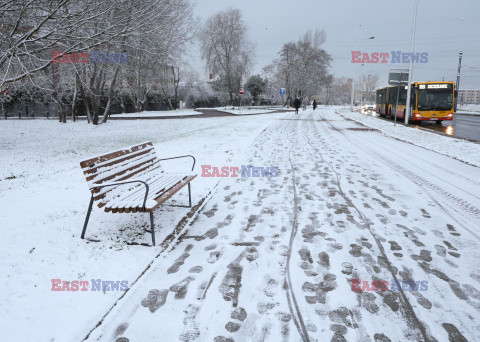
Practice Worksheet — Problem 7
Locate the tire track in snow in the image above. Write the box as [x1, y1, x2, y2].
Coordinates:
[306, 111, 430, 342]
[285, 146, 310, 342]
[331, 112, 480, 242]
[342, 121, 480, 212]
[354, 143, 480, 242]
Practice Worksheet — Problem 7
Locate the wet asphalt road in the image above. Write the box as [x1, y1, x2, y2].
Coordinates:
[420, 114, 480, 142]
[365, 111, 480, 142]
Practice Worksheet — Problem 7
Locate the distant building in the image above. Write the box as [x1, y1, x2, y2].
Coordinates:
[123, 64, 176, 92]
[459, 89, 480, 105]
[159, 65, 176, 89]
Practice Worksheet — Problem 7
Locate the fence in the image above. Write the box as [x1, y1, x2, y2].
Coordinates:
[1, 102, 61, 119]
[0, 100, 173, 119]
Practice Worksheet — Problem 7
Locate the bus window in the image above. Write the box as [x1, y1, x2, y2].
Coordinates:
[417, 84, 454, 111]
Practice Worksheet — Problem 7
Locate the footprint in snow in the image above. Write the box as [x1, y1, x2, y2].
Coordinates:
[447, 224, 461, 237]
[263, 279, 279, 298]
[141, 289, 169, 313]
[207, 251, 221, 263]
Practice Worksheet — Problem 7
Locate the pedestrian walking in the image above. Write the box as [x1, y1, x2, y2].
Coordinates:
[294, 97, 301, 114]
[313, 100, 317, 110]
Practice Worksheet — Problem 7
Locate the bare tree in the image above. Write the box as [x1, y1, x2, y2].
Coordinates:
[359, 73, 379, 102]
[329, 77, 353, 105]
[122, 0, 197, 114]
[265, 29, 332, 105]
[1, 0, 198, 124]
[0, 0, 123, 87]
[200, 8, 254, 105]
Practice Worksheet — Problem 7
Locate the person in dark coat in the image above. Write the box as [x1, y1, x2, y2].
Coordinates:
[313, 100, 317, 110]
[294, 97, 301, 114]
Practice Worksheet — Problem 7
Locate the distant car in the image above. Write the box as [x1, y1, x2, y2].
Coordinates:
[361, 103, 375, 114]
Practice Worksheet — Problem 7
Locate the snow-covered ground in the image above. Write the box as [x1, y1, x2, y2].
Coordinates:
[0, 113, 286, 341]
[198, 107, 281, 115]
[1, 106, 480, 341]
[113, 109, 203, 117]
[458, 104, 480, 114]
[339, 107, 480, 167]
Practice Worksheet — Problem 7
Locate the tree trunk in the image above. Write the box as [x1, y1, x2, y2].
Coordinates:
[71, 79, 78, 122]
[173, 66, 180, 110]
[92, 101, 99, 125]
[76, 71, 92, 123]
[101, 65, 120, 123]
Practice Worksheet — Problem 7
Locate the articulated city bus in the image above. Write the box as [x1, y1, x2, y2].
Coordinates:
[376, 86, 407, 118]
[376, 81, 455, 124]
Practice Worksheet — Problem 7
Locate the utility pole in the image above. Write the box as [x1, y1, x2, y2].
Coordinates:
[405, 0, 419, 124]
[351, 37, 375, 109]
[455, 51, 463, 112]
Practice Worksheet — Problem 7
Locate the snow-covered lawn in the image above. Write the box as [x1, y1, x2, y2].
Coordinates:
[112, 109, 203, 118]
[198, 107, 281, 115]
[458, 104, 480, 114]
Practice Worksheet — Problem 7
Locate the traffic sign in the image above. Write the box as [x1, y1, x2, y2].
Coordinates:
[279, 88, 286, 95]
[239, 88, 244, 94]
[389, 69, 409, 85]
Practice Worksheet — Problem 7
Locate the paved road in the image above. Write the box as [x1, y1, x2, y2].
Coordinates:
[85, 109, 480, 342]
[419, 114, 480, 142]
[106, 109, 294, 120]
[366, 112, 480, 142]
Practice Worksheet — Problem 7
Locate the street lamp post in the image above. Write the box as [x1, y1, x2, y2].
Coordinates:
[454, 51, 463, 112]
[405, 0, 419, 124]
[351, 36, 375, 110]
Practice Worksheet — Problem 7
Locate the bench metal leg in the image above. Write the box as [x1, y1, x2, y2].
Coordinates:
[81, 195, 94, 239]
[166, 183, 193, 208]
[149, 212, 156, 246]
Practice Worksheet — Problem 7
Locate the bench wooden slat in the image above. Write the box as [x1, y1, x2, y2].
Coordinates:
[107, 172, 176, 203]
[146, 175, 197, 212]
[115, 173, 182, 204]
[91, 161, 163, 201]
[86, 151, 158, 184]
[82, 146, 155, 175]
[105, 175, 196, 213]
[80, 141, 153, 169]
[105, 174, 194, 211]
[92, 162, 163, 201]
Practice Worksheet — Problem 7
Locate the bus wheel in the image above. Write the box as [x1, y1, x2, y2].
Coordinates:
[436, 120, 442, 124]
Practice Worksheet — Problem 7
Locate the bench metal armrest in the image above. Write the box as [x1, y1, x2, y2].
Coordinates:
[157, 155, 196, 171]
[90, 180, 150, 212]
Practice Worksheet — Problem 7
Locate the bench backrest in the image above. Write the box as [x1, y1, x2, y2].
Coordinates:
[80, 141, 162, 198]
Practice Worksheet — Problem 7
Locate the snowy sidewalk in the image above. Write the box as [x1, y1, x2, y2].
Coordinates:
[84, 108, 480, 341]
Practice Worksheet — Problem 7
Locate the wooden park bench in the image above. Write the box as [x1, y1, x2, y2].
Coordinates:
[79, 141, 196, 246]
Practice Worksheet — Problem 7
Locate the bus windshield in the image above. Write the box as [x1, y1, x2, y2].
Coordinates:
[417, 84, 454, 111]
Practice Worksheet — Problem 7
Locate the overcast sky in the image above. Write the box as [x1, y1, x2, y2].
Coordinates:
[192, 0, 480, 89]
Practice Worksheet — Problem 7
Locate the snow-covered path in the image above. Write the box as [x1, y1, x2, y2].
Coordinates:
[85, 108, 480, 342]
